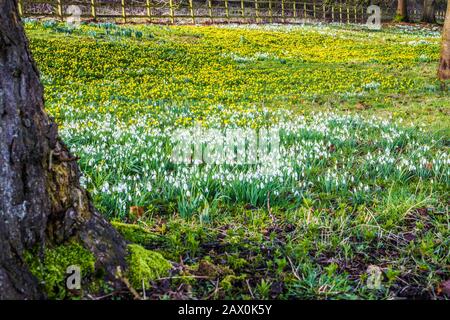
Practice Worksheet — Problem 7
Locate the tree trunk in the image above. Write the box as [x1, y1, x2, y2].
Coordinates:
[438, 1, 450, 82]
[0, 0, 127, 299]
[396, 0, 409, 22]
[422, 0, 436, 23]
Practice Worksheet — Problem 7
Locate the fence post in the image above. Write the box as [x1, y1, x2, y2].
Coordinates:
[293, 1, 297, 19]
[339, 2, 342, 23]
[269, 0, 272, 23]
[331, 4, 334, 22]
[225, 0, 230, 21]
[313, 0, 316, 19]
[91, 0, 97, 20]
[208, 0, 213, 22]
[361, 5, 364, 24]
[323, 3, 326, 20]
[255, 0, 259, 22]
[146, 0, 151, 21]
[346, 5, 350, 23]
[353, 6, 357, 23]
[281, 0, 285, 22]
[189, 0, 195, 24]
[303, 2, 306, 20]
[18, 0, 23, 16]
[169, 0, 174, 24]
[121, 0, 126, 23]
[56, 0, 63, 21]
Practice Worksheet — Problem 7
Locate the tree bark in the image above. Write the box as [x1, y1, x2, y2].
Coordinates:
[0, 0, 127, 299]
[438, 1, 450, 82]
[396, 0, 409, 22]
[422, 0, 436, 23]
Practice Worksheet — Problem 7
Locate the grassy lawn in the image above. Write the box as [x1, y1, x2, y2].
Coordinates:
[26, 20, 449, 299]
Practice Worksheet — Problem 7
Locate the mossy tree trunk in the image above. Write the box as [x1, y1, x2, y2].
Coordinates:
[422, 0, 436, 23]
[0, 0, 127, 299]
[438, 1, 450, 82]
[396, 0, 409, 21]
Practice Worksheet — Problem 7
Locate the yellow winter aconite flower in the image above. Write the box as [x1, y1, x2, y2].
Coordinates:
[27, 22, 441, 126]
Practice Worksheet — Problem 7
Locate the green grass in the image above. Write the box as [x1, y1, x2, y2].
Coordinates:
[25, 20, 449, 300]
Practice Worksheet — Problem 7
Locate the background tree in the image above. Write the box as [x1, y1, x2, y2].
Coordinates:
[422, 0, 437, 22]
[0, 0, 127, 299]
[396, 0, 409, 21]
[438, 0, 450, 85]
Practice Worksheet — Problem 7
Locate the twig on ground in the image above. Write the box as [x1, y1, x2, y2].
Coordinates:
[206, 280, 220, 299]
[246, 279, 255, 299]
[287, 255, 301, 281]
[116, 266, 141, 300]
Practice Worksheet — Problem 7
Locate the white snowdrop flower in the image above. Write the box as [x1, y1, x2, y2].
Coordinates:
[101, 182, 110, 193]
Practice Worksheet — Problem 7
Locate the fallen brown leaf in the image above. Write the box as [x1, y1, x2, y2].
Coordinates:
[439, 280, 450, 296]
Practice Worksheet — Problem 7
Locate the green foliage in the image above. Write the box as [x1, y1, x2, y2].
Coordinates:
[126, 244, 172, 289]
[256, 279, 272, 299]
[220, 274, 247, 292]
[112, 221, 159, 246]
[287, 264, 358, 299]
[25, 243, 96, 299]
[394, 14, 408, 23]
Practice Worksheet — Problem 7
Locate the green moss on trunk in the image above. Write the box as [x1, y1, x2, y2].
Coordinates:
[24, 243, 96, 299]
